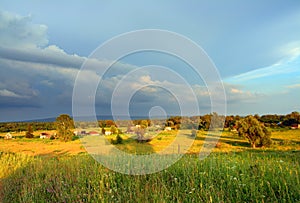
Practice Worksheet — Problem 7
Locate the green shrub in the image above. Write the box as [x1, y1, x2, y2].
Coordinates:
[72, 136, 80, 141]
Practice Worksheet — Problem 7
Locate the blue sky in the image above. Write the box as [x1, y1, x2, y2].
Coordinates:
[0, 0, 299, 121]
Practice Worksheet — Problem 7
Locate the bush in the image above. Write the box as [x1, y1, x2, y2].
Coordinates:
[115, 134, 123, 144]
[25, 124, 34, 138]
[111, 134, 123, 144]
[237, 116, 272, 148]
[110, 125, 117, 134]
[72, 136, 80, 141]
[25, 132, 34, 138]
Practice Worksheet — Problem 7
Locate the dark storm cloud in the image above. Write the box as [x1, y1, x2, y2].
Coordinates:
[0, 46, 84, 69]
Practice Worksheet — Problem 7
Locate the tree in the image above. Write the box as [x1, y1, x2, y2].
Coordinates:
[282, 111, 300, 126]
[164, 117, 182, 130]
[25, 124, 34, 138]
[55, 114, 75, 142]
[110, 125, 117, 134]
[101, 127, 106, 135]
[140, 120, 149, 129]
[105, 120, 116, 127]
[237, 116, 271, 148]
[115, 134, 123, 144]
[198, 114, 211, 130]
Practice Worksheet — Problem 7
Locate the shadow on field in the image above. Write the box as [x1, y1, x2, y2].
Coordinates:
[192, 133, 250, 148]
[114, 139, 156, 155]
[219, 138, 250, 147]
[272, 138, 300, 145]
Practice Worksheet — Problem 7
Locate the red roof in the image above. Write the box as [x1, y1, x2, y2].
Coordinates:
[40, 132, 50, 135]
[89, 131, 99, 134]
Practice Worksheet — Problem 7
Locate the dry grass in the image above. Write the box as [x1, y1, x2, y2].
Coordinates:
[0, 129, 299, 202]
[0, 129, 299, 157]
[0, 130, 85, 157]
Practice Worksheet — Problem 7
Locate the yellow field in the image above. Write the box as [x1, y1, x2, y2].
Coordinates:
[0, 130, 85, 156]
[1, 129, 299, 157]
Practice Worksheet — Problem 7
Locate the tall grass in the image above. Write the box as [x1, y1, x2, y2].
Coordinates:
[1, 150, 299, 202]
[0, 152, 33, 179]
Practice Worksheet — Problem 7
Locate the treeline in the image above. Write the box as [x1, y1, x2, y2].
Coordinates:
[1, 112, 299, 133]
[259, 111, 300, 127]
[165, 111, 300, 130]
[0, 122, 55, 133]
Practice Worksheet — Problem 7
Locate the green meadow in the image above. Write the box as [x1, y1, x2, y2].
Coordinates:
[0, 129, 300, 202]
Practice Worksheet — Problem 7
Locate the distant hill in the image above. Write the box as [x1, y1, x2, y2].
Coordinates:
[13, 115, 169, 123]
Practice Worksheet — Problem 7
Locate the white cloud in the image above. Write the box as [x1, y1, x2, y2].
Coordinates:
[230, 88, 243, 94]
[228, 47, 300, 82]
[0, 89, 27, 98]
[0, 11, 48, 48]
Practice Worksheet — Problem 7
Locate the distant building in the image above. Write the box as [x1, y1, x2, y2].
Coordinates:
[89, 131, 100, 136]
[40, 132, 51, 139]
[105, 131, 112, 135]
[164, 127, 172, 131]
[4, 133, 12, 139]
[74, 130, 87, 136]
[291, 124, 300, 129]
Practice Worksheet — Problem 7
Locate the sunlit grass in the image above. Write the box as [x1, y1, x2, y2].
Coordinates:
[1, 129, 299, 157]
[0, 152, 34, 179]
[0, 129, 299, 202]
[1, 151, 299, 202]
[0, 138, 85, 156]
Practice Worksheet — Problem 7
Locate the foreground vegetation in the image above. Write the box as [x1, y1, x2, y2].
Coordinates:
[1, 150, 299, 202]
[0, 127, 299, 202]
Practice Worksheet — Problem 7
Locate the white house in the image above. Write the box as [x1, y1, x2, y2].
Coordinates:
[4, 133, 12, 139]
[105, 131, 112, 135]
[291, 124, 300, 129]
[40, 132, 50, 139]
[164, 127, 172, 131]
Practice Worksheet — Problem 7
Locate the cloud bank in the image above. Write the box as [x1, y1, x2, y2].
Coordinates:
[0, 10, 299, 121]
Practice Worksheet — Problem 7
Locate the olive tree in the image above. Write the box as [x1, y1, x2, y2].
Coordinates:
[237, 115, 271, 148]
[55, 114, 75, 141]
[25, 124, 34, 138]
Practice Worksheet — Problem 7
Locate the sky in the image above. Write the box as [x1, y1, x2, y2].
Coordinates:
[0, 0, 300, 121]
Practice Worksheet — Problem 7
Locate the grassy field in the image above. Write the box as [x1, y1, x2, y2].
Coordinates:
[1, 129, 299, 156]
[0, 129, 300, 202]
